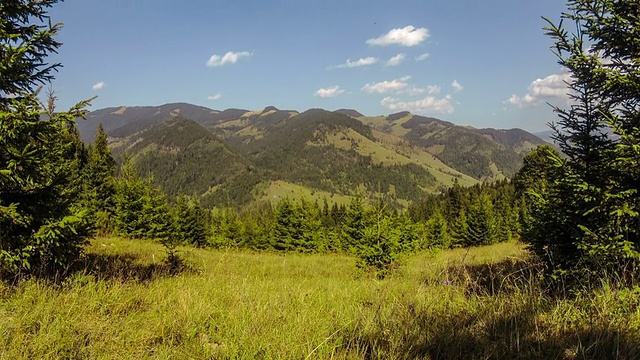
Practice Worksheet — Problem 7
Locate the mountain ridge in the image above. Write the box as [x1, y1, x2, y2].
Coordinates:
[80, 102, 547, 208]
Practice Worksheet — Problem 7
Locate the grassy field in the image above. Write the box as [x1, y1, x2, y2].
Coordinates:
[1, 239, 639, 359]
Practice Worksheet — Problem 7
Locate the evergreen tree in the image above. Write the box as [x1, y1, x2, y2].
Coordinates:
[173, 195, 207, 247]
[1, 0, 94, 277]
[272, 198, 321, 252]
[526, 0, 640, 284]
[341, 196, 370, 251]
[449, 209, 468, 247]
[113, 158, 172, 241]
[463, 194, 497, 246]
[423, 210, 450, 249]
[83, 123, 117, 233]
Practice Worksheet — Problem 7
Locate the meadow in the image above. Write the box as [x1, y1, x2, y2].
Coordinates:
[1, 238, 639, 359]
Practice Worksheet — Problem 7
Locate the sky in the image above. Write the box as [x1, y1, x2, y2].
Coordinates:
[48, 0, 571, 132]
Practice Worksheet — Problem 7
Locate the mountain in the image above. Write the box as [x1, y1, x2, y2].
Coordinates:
[79, 102, 219, 141]
[333, 109, 364, 118]
[109, 117, 266, 207]
[358, 112, 546, 179]
[534, 130, 555, 144]
[82, 102, 546, 208]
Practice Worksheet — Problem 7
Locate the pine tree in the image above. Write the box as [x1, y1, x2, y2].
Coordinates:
[449, 210, 468, 247]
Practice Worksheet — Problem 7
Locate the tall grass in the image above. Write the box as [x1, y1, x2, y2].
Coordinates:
[1, 238, 638, 359]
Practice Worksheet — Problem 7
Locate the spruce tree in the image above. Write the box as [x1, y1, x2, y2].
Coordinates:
[173, 195, 207, 247]
[526, 0, 640, 284]
[83, 123, 117, 233]
[1, 0, 94, 277]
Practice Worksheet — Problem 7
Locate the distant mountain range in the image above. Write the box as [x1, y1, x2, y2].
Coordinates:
[77, 103, 547, 208]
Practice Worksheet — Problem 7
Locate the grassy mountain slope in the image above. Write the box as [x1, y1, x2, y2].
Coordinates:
[238, 109, 438, 203]
[110, 118, 266, 207]
[359, 113, 546, 180]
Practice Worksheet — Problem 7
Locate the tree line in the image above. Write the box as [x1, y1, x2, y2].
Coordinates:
[2, 0, 640, 287]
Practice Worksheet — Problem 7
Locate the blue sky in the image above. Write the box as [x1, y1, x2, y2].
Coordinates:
[49, 0, 571, 132]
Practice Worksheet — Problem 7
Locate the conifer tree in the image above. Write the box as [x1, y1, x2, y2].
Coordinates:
[1, 0, 94, 277]
[83, 123, 117, 232]
[173, 195, 207, 247]
[526, 0, 640, 284]
[464, 194, 497, 246]
[113, 158, 172, 241]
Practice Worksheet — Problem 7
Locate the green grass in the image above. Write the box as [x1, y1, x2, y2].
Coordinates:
[1, 239, 639, 359]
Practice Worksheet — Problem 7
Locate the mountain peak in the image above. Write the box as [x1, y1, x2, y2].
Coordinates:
[334, 108, 364, 118]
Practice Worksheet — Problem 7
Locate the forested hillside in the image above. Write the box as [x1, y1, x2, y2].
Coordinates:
[79, 103, 545, 208]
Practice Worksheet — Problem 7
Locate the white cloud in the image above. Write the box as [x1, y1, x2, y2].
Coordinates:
[451, 80, 464, 92]
[336, 57, 379, 68]
[415, 53, 430, 61]
[385, 53, 406, 67]
[92, 81, 105, 90]
[362, 76, 411, 94]
[506, 71, 572, 107]
[366, 25, 430, 47]
[315, 85, 344, 98]
[398, 85, 440, 96]
[206, 51, 252, 67]
[207, 93, 222, 101]
[381, 95, 454, 115]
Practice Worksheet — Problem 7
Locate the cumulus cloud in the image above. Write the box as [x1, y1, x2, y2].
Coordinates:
[415, 53, 430, 61]
[381, 95, 454, 115]
[451, 80, 463, 92]
[335, 57, 379, 68]
[506, 71, 572, 107]
[207, 93, 222, 100]
[385, 53, 406, 67]
[366, 25, 429, 47]
[362, 76, 411, 94]
[206, 51, 252, 67]
[315, 85, 344, 98]
[92, 81, 105, 90]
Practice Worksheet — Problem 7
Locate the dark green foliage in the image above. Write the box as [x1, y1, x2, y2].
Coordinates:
[522, 0, 640, 286]
[272, 198, 323, 252]
[0, 1, 94, 278]
[462, 194, 498, 247]
[409, 180, 519, 249]
[422, 210, 451, 248]
[209, 203, 275, 249]
[356, 206, 417, 278]
[341, 197, 370, 251]
[113, 118, 264, 207]
[113, 159, 173, 241]
[173, 195, 207, 247]
[82, 123, 117, 233]
[0, 93, 94, 276]
[0, 0, 62, 103]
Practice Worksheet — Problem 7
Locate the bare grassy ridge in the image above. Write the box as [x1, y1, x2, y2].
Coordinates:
[1, 239, 638, 359]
